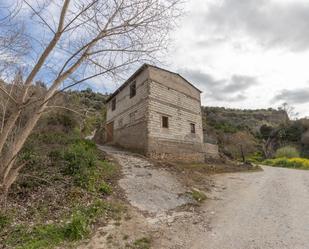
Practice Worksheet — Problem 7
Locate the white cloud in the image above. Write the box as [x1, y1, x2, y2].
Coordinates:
[166, 0, 309, 117]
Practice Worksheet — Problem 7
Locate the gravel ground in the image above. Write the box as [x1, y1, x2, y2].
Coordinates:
[82, 146, 309, 249]
[197, 166, 309, 249]
[98, 145, 194, 214]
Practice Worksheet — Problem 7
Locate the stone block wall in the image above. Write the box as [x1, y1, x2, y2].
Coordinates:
[147, 138, 205, 163]
[147, 80, 203, 143]
[203, 143, 220, 159]
[105, 64, 211, 162]
[113, 120, 148, 153]
[144, 68, 205, 162]
[105, 68, 149, 152]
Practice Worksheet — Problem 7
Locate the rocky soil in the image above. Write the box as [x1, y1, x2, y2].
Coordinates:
[79, 146, 309, 249]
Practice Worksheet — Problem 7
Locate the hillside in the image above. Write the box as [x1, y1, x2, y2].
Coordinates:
[0, 89, 124, 249]
[202, 107, 289, 134]
[202, 106, 309, 160]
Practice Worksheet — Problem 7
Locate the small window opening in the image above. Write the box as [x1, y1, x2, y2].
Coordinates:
[111, 98, 116, 111]
[162, 116, 169, 128]
[190, 123, 196, 134]
[130, 81, 136, 98]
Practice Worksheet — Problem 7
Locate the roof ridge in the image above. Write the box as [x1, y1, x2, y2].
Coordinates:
[105, 63, 202, 103]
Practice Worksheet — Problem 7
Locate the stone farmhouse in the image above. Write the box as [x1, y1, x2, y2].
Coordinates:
[104, 64, 218, 162]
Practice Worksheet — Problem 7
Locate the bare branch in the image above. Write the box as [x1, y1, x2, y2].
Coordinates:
[45, 105, 85, 116]
[62, 0, 99, 32]
[0, 85, 18, 105]
[0, 0, 183, 203]
[23, 0, 70, 88]
[23, 0, 55, 34]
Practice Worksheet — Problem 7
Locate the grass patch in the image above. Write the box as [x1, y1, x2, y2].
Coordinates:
[0, 212, 11, 231]
[6, 200, 122, 249]
[247, 152, 264, 163]
[275, 146, 300, 159]
[3, 132, 122, 249]
[126, 237, 152, 249]
[61, 139, 116, 194]
[191, 189, 207, 203]
[263, 157, 309, 170]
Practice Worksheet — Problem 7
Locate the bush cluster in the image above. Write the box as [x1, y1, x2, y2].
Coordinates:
[61, 139, 113, 194]
[46, 112, 78, 132]
[275, 146, 300, 158]
[63, 140, 97, 175]
[247, 152, 264, 163]
[264, 157, 309, 170]
[211, 121, 241, 133]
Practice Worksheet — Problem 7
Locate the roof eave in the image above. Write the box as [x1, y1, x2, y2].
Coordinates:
[105, 64, 148, 103]
[105, 63, 202, 103]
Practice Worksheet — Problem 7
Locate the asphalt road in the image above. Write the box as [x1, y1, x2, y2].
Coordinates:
[199, 166, 309, 249]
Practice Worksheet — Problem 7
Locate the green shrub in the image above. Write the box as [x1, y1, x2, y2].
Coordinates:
[47, 112, 78, 131]
[33, 132, 71, 145]
[132, 237, 152, 249]
[0, 213, 10, 231]
[97, 160, 117, 179]
[48, 149, 63, 161]
[63, 211, 89, 241]
[62, 139, 114, 192]
[98, 182, 112, 195]
[19, 148, 42, 168]
[247, 152, 264, 163]
[79, 199, 112, 219]
[191, 189, 207, 202]
[63, 140, 96, 176]
[275, 146, 300, 158]
[263, 157, 309, 170]
[213, 122, 239, 133]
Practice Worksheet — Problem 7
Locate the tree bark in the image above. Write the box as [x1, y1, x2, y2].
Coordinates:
[0, 185, 8, 210]
[240, 145, 246, 162]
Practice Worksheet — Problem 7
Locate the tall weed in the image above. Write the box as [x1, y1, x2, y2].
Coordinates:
[275, 146, 300, 159]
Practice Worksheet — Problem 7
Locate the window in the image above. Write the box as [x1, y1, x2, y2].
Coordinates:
[190, 123, 196, 134]
[111, 98, 116, 111]
[162, 116, 169, 128]
[130, 81, 136, 98]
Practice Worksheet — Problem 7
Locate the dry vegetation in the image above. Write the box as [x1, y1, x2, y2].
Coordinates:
[0, 90, 126, 249]
[155, 158, 261, 195]
[0, 0, 182, 206]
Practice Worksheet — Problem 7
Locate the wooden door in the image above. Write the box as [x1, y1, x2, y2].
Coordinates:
[106, 122, 114, 143]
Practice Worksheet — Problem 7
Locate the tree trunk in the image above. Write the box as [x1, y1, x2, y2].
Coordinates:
[0, 185, 8, 210]
[240, 145, 246, 163]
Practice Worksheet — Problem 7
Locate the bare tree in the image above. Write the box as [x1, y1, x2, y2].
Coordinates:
[0, 0, 182, 206]
[0, 2, 30, 76]
[278, 102, 299, 120]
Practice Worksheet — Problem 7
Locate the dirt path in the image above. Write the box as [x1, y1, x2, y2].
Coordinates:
[198, 166, 309, 249]
[81, 147, 309, 249]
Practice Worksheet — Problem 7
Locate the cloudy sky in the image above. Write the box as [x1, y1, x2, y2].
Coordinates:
[163, 0, 309, 117]
[1, 0, 308, 117]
